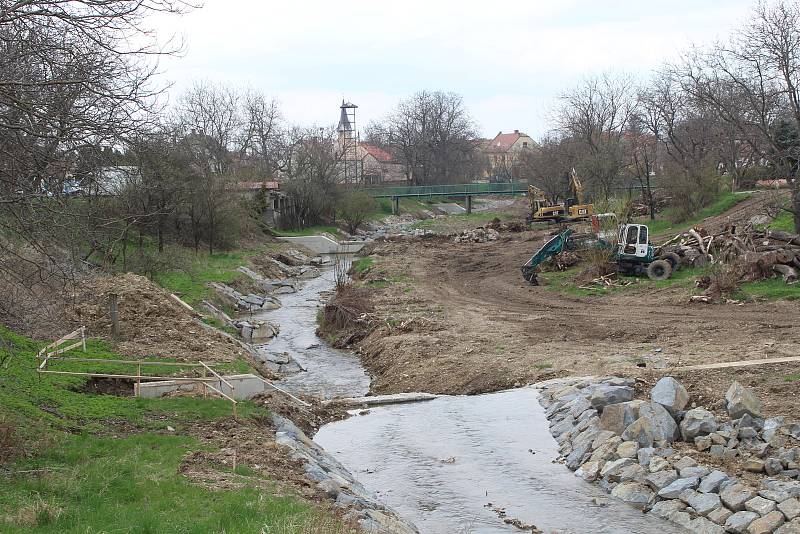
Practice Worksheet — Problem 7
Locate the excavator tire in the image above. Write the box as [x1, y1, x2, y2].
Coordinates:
[660, 252, 682, 271]
[646, 259, 672, 281]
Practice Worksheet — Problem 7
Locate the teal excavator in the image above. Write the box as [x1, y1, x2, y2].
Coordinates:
[521, 216, 680, 285]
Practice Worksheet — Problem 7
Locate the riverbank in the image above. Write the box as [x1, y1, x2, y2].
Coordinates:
[539, 375, 800, 533]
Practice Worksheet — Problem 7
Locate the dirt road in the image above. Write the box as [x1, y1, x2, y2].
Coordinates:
[354, 199, 800, 417]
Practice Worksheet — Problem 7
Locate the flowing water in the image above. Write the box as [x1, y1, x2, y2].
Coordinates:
[253, 267, 369, 399]
[258, 266, 683, 533]
[315, 389, 683, 533]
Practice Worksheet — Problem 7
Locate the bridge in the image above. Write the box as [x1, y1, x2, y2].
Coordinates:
[363, 182, 528, 214]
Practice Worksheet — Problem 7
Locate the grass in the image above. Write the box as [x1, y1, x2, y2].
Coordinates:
[736, 278, 800, 301]
[768, 211, 796, 232]
[534, 362, 553, 370]
[0, 325, 347, 533]
[543, 265, 710, 297]
[152, 249, 261, 307]
[350, 257, 375, 274]
[0, 434, 322, 533]
[646, 192, 751, 237]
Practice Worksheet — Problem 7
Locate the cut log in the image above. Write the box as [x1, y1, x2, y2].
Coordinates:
[774, 264, 799, 283]
[766, 230, 800, 246]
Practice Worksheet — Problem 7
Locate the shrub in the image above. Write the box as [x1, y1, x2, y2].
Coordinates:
[338, 191, 377, 235]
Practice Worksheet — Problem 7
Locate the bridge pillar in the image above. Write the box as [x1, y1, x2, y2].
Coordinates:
[392, 196, 399, 215]
[465, 194, 473, 214]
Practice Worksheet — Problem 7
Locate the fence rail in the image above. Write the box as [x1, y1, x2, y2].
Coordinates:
[363, 182, 528, 198]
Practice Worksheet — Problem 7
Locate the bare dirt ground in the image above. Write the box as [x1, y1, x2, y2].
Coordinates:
[353, 195, 800, 417]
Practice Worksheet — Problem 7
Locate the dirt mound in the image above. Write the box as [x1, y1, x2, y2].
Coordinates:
[251, 391, 349, 436]
[68, 273, 243, 362]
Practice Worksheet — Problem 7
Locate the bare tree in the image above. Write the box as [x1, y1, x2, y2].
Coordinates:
[0, 0, 193, 325]
[370, 91, 478, 185]
[556, 73, 637, 199]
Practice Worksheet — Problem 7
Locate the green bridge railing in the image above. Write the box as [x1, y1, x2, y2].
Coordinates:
[363, 182, 528, 198]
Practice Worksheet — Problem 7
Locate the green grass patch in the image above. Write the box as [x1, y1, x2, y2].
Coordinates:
[0, 433, 333, 533]
[768, 211, 796, 232]
[0, 325, 348, 533]
[0, 326, 265, 437]
[647, 192, 751, 237]
[784, 373, 800, 382]
[737, 278, 800, 301]
[152, 249, 259, 306]
[534, 362, 553, 370]
[351, 257, 375, 274]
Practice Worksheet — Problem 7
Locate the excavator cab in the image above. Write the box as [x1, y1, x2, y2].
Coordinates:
[617, 224, 651, 259]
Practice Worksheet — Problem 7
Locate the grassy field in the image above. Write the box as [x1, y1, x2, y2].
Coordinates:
[645, 192, 751, 237]
[0, 326, 348, 533]
[736, 278, 800, 301]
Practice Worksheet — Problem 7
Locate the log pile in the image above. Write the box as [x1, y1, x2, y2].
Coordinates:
[661, 226, 800, 284]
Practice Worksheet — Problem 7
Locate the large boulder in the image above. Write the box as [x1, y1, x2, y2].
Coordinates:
[720, 483, 757, 511]
[650, 377, 689, 416]
[638, 402, 680, 442]
[725, 381, 764, 420]
[590, 385, 634, 410]
[621, 417, 656, 448]
[724, 511, 759, 533]
[611, 482, 654, 510]
[680, 408, 718, 442]
[600, 400, 645, 435]
[658, 477, 700, 499]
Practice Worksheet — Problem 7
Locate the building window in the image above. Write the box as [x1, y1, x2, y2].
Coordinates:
[522, 141, 528, 148]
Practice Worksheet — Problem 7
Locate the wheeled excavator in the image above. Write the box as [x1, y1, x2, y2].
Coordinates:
[521, 214, 681, 285]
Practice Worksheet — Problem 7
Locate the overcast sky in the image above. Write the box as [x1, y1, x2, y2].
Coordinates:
[153, 0, 755, 140]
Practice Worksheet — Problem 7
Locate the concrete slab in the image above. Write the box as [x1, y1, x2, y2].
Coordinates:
[277, 235, 365, 254]
[328, 392, 440, 407]
[433, 203, 467, 215]
[135, 373, 269, 400]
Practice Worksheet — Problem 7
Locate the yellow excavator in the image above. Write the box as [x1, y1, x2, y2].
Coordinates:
[528, 169, 595, 223]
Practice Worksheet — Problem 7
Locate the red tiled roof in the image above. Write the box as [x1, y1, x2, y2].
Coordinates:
[486, 132, 522, 153]
[360, 143, 394, 163]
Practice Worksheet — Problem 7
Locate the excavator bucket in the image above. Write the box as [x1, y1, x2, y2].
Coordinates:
[521, 229, 573, 285]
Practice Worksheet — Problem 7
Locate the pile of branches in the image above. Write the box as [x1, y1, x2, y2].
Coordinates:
[577, 273, 635, 291]
[661, 225, 800, 285]
[318, 285, 376, 348]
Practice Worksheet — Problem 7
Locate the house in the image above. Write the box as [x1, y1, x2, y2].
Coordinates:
[357, 143, 405, 184]
[481, 130, 537, 181]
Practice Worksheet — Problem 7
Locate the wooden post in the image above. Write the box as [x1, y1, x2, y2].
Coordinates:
[202, 367, 207, 399]
[109, 294, 119, 340]
[233, 449, 237, 471]
[465, 194, 473, 214]
[136, 363, 141, 397]
[81, 327, 86, 352]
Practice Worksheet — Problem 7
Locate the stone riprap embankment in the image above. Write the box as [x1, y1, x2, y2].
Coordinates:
[538, 377, 800, 534]
[273, 415, 418, 534]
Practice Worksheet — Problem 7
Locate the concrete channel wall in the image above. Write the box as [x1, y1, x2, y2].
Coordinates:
[277, 235, 365, 255]
[135, 373, 268, 400]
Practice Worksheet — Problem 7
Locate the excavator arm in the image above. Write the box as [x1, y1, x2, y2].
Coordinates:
[521, 228, 573, 284]
[570, 168, 584, 205]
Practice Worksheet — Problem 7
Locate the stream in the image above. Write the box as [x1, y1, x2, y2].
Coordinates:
[253, 267, 369, 399]
[258, 266, 682, 533]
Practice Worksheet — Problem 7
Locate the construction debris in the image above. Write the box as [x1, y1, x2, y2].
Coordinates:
[452, 227, 500, 243]
[578, 274, 635, 291]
